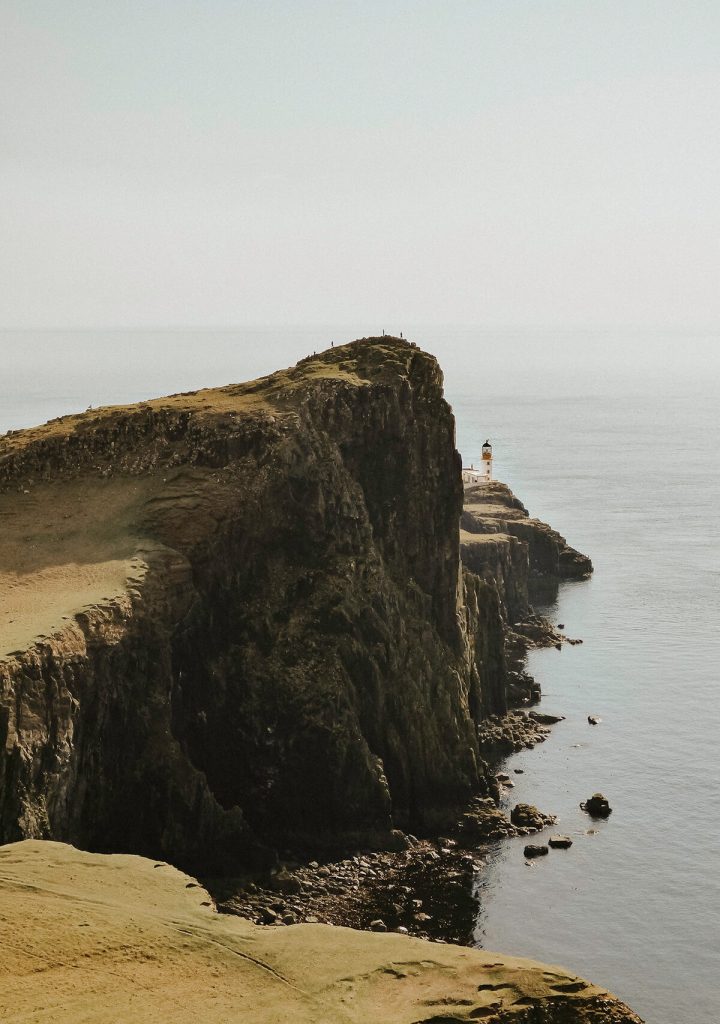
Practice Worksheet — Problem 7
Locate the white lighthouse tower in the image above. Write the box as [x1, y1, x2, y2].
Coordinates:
[480, 439, 493, 481]
[462, 439, 493, 485]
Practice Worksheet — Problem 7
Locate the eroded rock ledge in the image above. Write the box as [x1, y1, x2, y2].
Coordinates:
[0, 337, 590, 875]
[0, 840, 643, 1024]
[461, 480, 592, 624]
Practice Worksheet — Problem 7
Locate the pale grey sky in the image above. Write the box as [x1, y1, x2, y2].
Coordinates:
[2, 1, 719, 328]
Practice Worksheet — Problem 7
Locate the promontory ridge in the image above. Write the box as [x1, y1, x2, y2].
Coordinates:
[0, 337, 640, 1022]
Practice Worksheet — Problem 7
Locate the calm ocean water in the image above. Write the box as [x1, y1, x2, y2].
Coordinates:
[1, 327, 718, 1023]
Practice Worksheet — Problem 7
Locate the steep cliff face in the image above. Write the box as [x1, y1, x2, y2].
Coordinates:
[0, 338, 509, 870]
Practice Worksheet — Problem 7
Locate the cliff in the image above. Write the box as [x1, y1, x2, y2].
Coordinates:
[0, 338, 511, 871]
[0, 840, 643, 1024]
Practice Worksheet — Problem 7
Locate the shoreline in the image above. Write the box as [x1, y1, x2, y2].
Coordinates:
[211, 616, 572, 943]
[212, 476, 591, 942]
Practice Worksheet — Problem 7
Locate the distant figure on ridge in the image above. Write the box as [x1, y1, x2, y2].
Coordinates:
[462, 439, 493, 485]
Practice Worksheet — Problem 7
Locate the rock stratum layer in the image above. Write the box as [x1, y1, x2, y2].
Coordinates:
[461, 481, 592, 624]
[0, 338, 588, 872]
[0, 840, 642, 1024]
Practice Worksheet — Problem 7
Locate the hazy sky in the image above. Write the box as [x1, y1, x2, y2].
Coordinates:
[2, 1, 719, 329]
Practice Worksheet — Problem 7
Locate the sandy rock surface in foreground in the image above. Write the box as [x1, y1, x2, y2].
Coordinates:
[0, 841, 642, 1023]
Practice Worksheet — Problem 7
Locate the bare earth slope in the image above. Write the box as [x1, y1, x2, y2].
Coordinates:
[0, 840, 642, 1024]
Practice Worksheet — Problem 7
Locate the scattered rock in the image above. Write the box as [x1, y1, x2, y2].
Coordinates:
[587, 716, 601, 725]
[510, 803, 556, 831]
[581, 793, 612, 817]
[477, 710, 551, 759]
[369, 919, 387, 932]
[548, 835, 573, 849]
[270, 870, 303, 895]
[528, 710, 565, 725]
[436, 837, 454, 848]
[458, 798, 515, 842]
[387, 830, 410, 852]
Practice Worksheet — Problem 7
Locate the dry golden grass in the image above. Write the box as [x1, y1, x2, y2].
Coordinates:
[0, 341, 381, 660]
[0, 479, 154, 657]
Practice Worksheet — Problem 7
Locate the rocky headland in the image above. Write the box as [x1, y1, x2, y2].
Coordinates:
[0, 337, 636, 1022]
[0, 337, 588, 871]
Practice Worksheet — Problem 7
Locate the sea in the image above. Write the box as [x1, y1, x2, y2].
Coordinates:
[1, 326, 718, 1024]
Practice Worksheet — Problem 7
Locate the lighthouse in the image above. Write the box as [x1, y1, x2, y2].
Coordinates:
[462, 440, 493, 485]
[480, 439, 493, 481]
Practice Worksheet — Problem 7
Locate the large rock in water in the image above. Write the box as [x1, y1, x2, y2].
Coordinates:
[0, 840, 644, 1023]
[0, 338, 509, 870]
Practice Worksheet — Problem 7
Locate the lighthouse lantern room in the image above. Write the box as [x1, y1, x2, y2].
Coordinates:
[462, 439, 493, 485]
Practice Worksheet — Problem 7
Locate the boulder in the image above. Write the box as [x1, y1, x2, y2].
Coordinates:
[581, 793, 612, 817]
[528, 710, 565, 725]
[524, 845, 549, 858]
[387, 829, 410, 852]
[548, 835, 573, 849]
[510, 803, 556, 831]
[270, 870, 302, 895]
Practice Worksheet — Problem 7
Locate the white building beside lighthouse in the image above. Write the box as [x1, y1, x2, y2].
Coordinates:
[462, 440, 493, 485]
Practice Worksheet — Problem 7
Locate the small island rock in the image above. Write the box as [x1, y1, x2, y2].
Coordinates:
[581, 793, 612, 817]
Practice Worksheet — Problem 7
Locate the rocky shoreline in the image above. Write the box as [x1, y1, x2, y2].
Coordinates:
[211, 659, 564, 944]
[211, 474, 589, 943]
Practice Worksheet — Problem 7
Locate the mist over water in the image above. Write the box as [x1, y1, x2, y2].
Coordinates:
[1, 327, 718, 1023]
